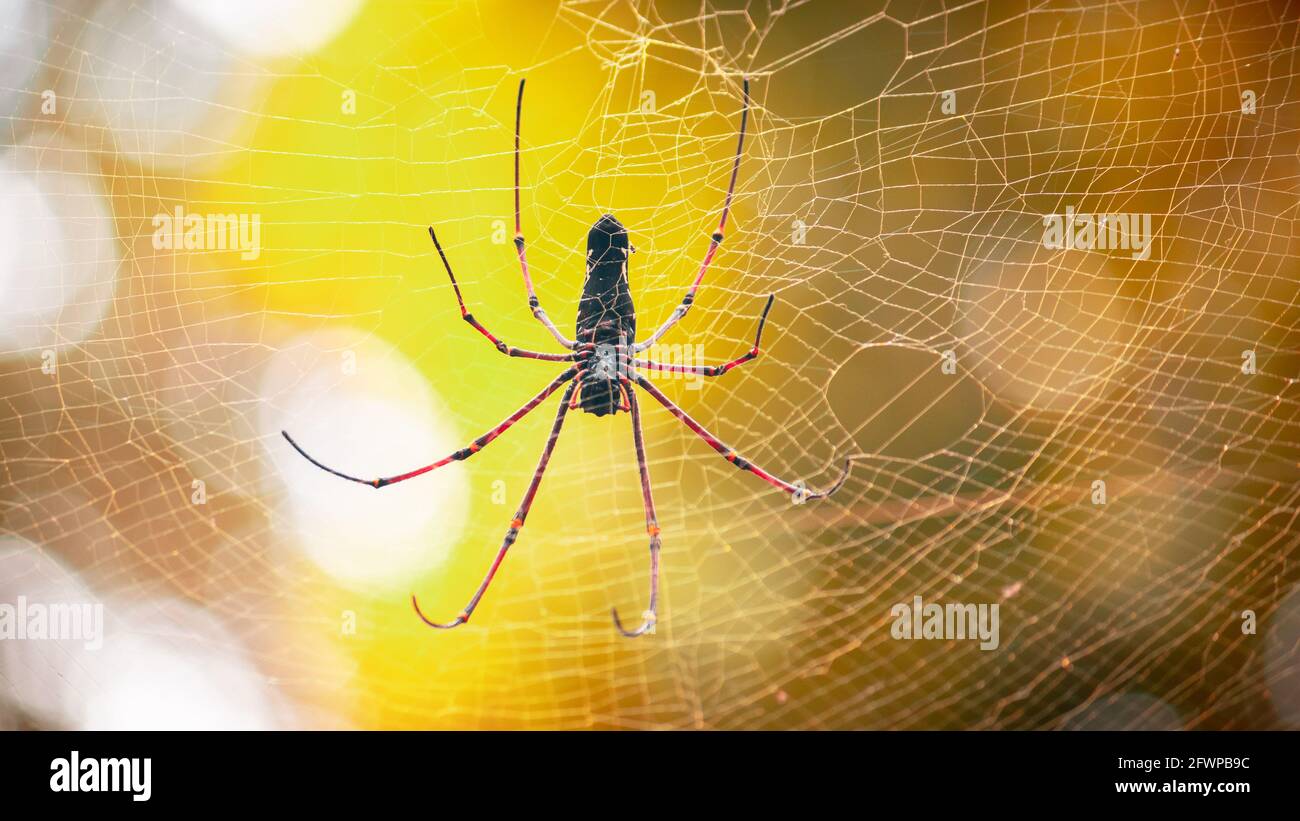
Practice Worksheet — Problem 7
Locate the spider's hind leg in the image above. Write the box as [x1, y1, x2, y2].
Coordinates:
[511, 78, 576, 349]
[429, 226, 582, 361]
[611, 386, 661, 637]
[634, 78, 749, 353]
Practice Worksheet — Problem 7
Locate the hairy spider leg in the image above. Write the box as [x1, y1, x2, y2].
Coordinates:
[611, 387, 661, 637]
[282, 368, 576, 488]
[635, 293, 773, 377]
[512, 79, 576, 349]
[634, 374, 850, 500]
[412, 380, 578, 629]
[430, 226, 587, 362]
[636, 78, 750, 353]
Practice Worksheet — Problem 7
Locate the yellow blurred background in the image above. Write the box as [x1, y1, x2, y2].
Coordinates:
[1, 0, 1298, 729]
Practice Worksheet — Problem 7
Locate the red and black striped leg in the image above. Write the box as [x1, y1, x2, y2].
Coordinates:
[282, 368, 576, 489]
[611, 388, 661, 638]
[634, 374, 850, 500]
[511, 79, 576, 350]
[635, 78, 749, 353]
[412, 380, 578, 629]
[635, 293, 773, 378]
[430, 227, 586, 362]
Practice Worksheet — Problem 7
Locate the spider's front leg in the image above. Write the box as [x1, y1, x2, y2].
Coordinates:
[412, 380, 578, 629]
[282, 367, 577, 489]
[611, 386, 660, 637]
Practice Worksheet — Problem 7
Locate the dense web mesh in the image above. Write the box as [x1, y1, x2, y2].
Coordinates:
[1, 0, 1298, 729]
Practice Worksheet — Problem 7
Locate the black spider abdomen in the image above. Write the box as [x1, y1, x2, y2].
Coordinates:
[576, 214, 636, 416]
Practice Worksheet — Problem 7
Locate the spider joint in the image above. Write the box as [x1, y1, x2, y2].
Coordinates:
[711, 231, 724, 243]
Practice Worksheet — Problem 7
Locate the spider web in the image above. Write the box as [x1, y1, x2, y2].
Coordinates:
[1, 0, 1299, 729]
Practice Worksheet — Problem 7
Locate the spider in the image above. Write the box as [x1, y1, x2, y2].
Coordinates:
[282, 78, 849, 637]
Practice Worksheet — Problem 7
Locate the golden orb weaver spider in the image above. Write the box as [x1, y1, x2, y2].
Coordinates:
[282, 78, 850, 636]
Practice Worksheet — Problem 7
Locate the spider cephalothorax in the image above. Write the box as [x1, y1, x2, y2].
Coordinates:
[282, 77, 849, 637]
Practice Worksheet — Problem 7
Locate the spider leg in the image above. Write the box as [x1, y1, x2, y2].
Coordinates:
[635, 78, 749, 353]
[611, 387, 661, 638]
[282, 368, 576, 488]
[569, 366, 585, 409]
[512, 79, 577, 350]
[633, 374, 850, 500]
[412, 380, 577, 629]
[634, 294, 773, 378]
[430, 227, 588, 362]
[615, 377, 633, 413]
